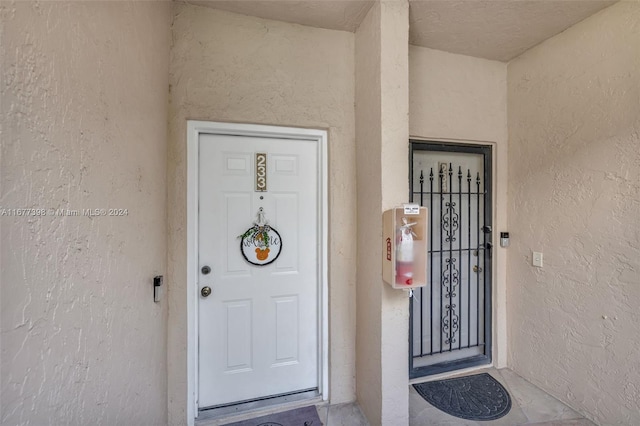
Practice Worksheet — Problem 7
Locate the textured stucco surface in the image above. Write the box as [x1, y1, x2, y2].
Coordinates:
[408, 0, 616, 62]
[507, 2, 640, 425]
[186, 0, 614, 63]
[378, 2, 410, 425]
[409, 45, 508, 368]
[354, 3, 383, 423]
[355, 2, 410, 425]
[0, 2, 170, 425]
[167, 4, 356, 423]
[188, 0, 374, 32]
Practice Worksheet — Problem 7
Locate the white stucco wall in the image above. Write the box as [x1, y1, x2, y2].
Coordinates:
[167, 4, 357, 423]
[507, 2, 640, 424]
[355, 2, 410, 425]
[379, 2, 410, 425]
[355, 3, 383, 422]
[409, 45, 509, 369]
[0, 2, 170, 425]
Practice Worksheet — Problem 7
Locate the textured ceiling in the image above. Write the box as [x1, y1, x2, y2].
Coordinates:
[409, 0, 617, 62]
[185, 1, 375, 32]
[185, 0, 617, 62]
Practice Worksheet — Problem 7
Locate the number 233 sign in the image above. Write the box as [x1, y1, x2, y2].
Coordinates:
[256, 153, 267, 192]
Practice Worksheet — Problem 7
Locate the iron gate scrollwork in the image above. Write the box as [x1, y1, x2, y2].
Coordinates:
[409, 142, 493, 378]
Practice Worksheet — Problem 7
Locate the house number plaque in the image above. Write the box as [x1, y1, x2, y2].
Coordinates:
[256, 153, 267, 192]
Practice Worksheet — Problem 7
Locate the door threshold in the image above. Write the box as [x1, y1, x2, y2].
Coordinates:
[409, 363, 494, 385]
[196, 390, 323, 425]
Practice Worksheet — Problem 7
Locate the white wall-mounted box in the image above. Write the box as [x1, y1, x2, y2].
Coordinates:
[382, 206, 428, 289]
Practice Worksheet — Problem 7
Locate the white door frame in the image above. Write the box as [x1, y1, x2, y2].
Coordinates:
[186, 121, 329, 424]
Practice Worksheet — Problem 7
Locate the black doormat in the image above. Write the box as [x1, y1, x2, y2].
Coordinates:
[223, 405, 322, 426]
[413, 373, 512, 421]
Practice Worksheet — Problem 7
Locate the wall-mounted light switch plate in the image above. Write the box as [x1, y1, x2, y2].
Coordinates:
[532, 251, 543, 268]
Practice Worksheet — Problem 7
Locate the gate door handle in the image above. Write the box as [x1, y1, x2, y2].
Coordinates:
[201, 286, 212, 298]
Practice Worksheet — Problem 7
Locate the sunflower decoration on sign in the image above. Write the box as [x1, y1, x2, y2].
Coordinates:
[238, 208, 282, 266]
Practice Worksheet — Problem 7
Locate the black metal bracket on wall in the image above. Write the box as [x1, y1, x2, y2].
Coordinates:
[154, 275, 163, 303]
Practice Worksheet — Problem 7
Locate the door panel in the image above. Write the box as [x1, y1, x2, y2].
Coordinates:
[198, 134, 318, 408]
[273, 295, 299, 364]
[409, 142, 492, 378]
[224, 300, 252, 372]
[272, 193, 299, 272]
[223, 193, 252, 276]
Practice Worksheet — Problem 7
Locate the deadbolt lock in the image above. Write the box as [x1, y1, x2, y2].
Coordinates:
[201, 286, 212, 297]
[201, 265, 211, 275]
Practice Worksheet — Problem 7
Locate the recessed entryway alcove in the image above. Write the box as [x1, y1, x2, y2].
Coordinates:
[3, 2, 637, 426]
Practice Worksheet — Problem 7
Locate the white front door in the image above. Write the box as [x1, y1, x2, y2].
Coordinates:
[197, 133, 319, 409]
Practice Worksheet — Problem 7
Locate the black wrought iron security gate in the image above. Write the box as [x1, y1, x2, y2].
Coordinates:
[409, 141, 492, 378]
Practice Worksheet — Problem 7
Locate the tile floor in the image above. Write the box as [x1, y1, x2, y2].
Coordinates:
[324, 368, 596, 425]
[408, 368, 595, 426]
[203, 368, 596, 426]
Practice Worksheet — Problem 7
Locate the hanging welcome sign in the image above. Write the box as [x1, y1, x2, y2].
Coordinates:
[238, 208, 282, 266]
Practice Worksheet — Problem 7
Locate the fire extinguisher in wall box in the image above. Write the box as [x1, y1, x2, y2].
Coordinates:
[382, 205, 428, 289]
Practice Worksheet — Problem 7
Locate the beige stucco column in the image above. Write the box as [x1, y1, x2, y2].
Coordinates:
[355, 1, 410, 425]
